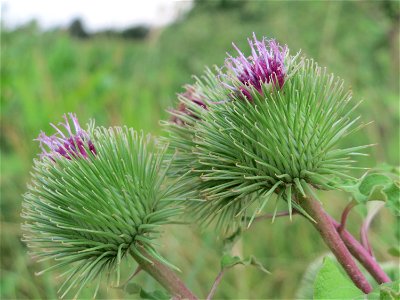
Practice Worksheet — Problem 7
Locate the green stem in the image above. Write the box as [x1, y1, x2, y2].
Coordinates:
[297, 195, 373, 294]
[130, 247, 197, 300]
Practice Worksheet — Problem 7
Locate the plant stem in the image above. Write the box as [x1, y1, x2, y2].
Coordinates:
[360, 202, 385, 256]
[130, 247, 197, 300]
[297, 195, 373, 294]
[206, 270, 225, 300]
[329, 216, 391, 284]
[338, 200, 357, 234]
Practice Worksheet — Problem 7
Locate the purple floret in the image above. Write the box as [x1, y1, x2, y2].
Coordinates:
[36, 113, 96, 160]
[171, 85, 207, 125]
[225, 33, 288, 100]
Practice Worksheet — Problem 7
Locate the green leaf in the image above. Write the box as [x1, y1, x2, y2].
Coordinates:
[379, 280, 400, 300]
[354, 280, 400, 300]
[383, 183, 400, 216]
[388, 246, 400, 257]
[125, 282, 142, 294]
[295, 254, 330, 299]
[314, 257, 363, 299]
[125, 283, 170, 300]
[358, 174, 392, 198]
[220, 254, 269, 274]
[139, 289, 170, 300]
[222, 227, 242, 253]
[344, 168, 400, 216]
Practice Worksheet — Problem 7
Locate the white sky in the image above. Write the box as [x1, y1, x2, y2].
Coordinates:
[1, 0, 193, 31]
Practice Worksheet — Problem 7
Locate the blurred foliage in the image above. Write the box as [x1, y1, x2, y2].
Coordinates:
[1, 1, 399, 299]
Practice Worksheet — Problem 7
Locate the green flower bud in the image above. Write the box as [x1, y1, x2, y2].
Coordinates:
[22, 118, 187, 298]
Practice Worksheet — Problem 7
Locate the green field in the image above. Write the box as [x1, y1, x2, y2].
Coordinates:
[1, 1, 399, 299]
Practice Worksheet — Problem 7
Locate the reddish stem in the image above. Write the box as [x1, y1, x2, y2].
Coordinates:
[360, 202, 384, 256]
[329, 216, 391, 284]
[360, 223, 374, 256]
[298, 195, 373, 294]
[130, 247, 197, 300]
[338, 201, 357, 234]
[206, 270, 225, 300]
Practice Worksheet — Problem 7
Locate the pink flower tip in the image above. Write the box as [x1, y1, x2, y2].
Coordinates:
[36, 113, 96, 161]
[225, 33, 288, 100]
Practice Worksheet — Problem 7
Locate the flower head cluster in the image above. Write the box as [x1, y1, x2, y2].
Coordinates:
[36, 113, 96, 160]
[224, 33, 288, 100]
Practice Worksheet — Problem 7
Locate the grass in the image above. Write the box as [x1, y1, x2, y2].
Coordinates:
[1, 1, 399, 299]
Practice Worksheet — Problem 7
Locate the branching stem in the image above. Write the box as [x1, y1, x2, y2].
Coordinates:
[130, 247, 197, 300]
[297, 195, 373, 294]
[338, 200, 357, 234]
[360, 202, 385, 256]
[329, 216, 391, 284]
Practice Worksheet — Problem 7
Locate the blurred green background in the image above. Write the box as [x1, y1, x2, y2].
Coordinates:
[1, 1, 399, 299]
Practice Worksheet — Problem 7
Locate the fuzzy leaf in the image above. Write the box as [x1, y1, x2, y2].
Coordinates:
[314, 257, 363, 299]
[220, 254, 269, 274]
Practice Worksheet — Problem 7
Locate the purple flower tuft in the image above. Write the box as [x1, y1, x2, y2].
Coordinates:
[225, 33, 288, 100]
[36, 113, 96, 160]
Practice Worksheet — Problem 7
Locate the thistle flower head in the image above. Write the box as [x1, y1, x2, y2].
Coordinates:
[23, 122, 189, 298]
[166, 35, 369, 233]
[224, 33, 288, 100]
[36, 113, 96, 160]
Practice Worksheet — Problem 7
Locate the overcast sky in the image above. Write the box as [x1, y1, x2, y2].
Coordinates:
[1, 0, 193, 31]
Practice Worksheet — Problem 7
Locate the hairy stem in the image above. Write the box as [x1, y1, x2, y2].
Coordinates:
[329, 216, 391, 284]
[297, 195, 373, 294]
[130, 247, 197, 300]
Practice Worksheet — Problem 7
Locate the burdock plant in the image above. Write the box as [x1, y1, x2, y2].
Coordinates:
[165, 34, 396, 296]
[22, 35, 398, 299]
[167, 34, 370, 228]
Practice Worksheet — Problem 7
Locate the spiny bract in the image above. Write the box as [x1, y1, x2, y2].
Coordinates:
[165, 34, 370, 232]
[22, 118, 187, 298]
